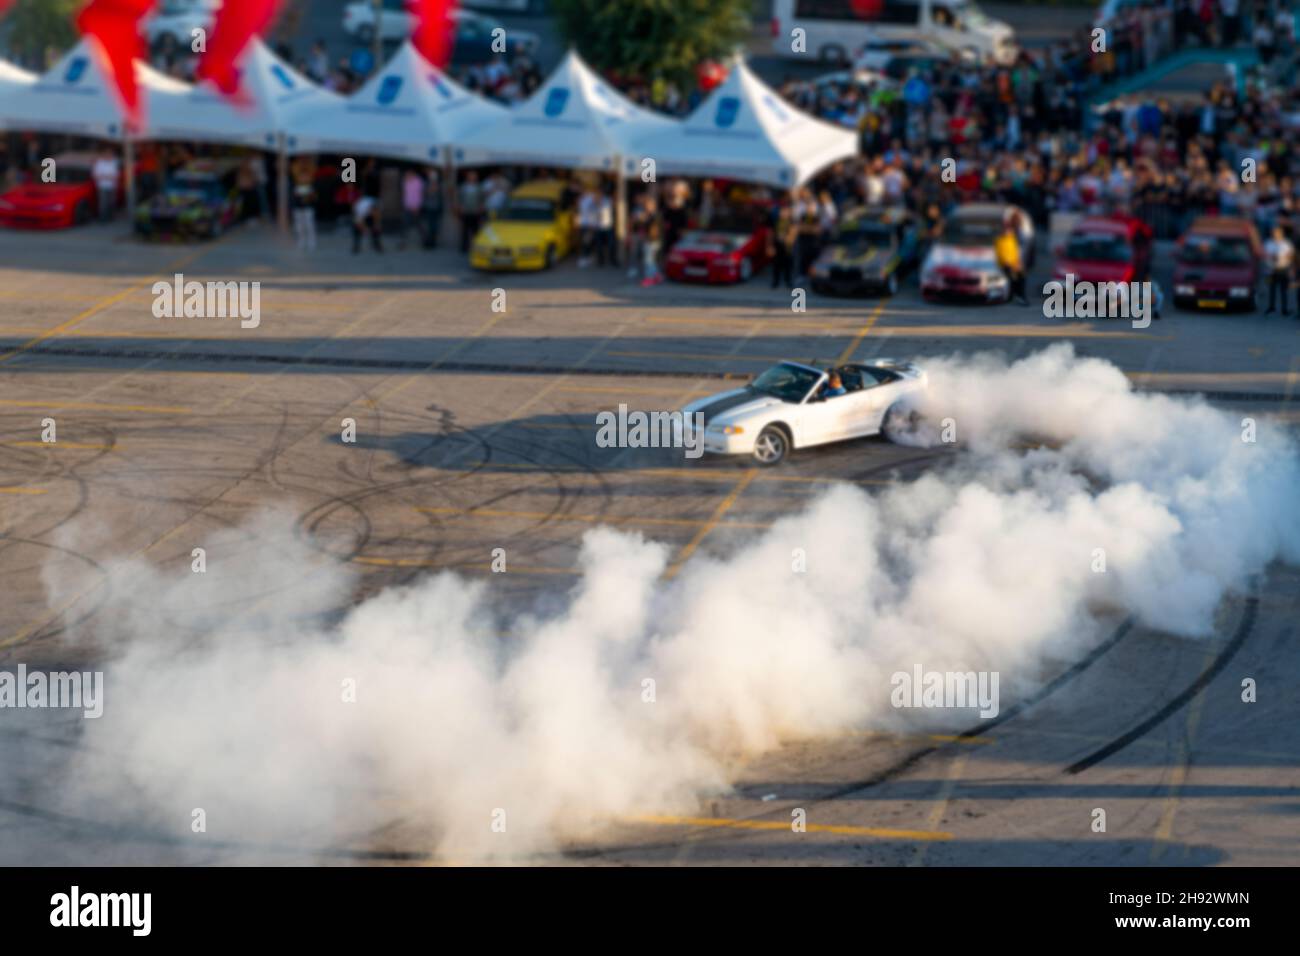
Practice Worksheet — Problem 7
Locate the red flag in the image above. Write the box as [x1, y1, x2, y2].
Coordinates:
[196, 0, 282, 102]
[411, 0, 457, 69]
[76, 0, 157, 125]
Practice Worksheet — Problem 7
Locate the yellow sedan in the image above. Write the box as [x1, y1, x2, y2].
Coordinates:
[469, 180, 577, 271]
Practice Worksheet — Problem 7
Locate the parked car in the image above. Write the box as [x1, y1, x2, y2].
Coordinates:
[469, 179, 576, 271]
[0, 152, 109, 229]
[772, 0, 1018, 66]
[1051, 214, 1153, 285]
[343, 2, 540, 64]
[810, 206, 923, 296]
[920, 202, 1033, 303]
[665, 205, 773, 284]
[1172, 217, 1262, 311]
[135, 160, 242, 241]
[145, 0, 220, 50]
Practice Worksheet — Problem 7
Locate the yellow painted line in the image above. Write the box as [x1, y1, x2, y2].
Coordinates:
[911, 752, 970, 866]
[416, 505, 772, 530]
[609, 349, 785, 363]
[836, 301, 887, 364]
[557, 383, 695, 396]
[7, 441, 116, 450]
[630, 814, 952, 841]
[0, 251, 201, 365]
[0, 399, 190, 415]
[1128, 371, 1299, 386]
[352, 556, 576, 575]
[1151, 642, 1215, 861]
[436, 461, 894, 486]
[665, 468, 757, 579]
[847, 730, 995, 745]
[0, 487, 47, 496]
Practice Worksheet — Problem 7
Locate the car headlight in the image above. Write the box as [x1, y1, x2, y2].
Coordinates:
[1229, 286, 1251, 297]
[1175, 284, 1194, 295]
[708, 424, 744, 435]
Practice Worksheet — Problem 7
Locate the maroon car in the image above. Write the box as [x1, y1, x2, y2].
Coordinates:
[1172, 217, 1262, 312]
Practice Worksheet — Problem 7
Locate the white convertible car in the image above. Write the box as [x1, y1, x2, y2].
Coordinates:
[681, 359, 928, 465]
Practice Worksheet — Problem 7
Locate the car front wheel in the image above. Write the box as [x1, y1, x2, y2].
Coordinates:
[752, 425, 789, 466]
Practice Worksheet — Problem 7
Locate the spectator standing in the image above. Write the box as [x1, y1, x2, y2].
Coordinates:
[457, 170, 484, 253]
[422, 167, 443, 249]
[401, 168, 425, 249]
[596, 188, 615, 266]
[291, 160, 317, 252]
[768, 206, 796, 290]
[92, 149, 120, 222]
[995, 215, 1028, 305]
[1264, 224, 1295, 314]
[577, 183, 601, 267]
[640, 211, 663, 286]
[351, 190, 383, 254]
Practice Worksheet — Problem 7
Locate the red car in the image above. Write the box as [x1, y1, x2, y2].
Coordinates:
[0, 152, 108, 229]
[665, 206, 772, 284]
[1172, 217, 1262, 311]
[1051, 214, 1153, 285]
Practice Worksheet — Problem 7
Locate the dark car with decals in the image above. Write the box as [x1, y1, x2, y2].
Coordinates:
[809, 206, 921, 296]
[135, 160, 243, 241]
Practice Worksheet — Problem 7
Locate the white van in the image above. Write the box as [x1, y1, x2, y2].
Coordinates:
[771, 0, 1019, 67]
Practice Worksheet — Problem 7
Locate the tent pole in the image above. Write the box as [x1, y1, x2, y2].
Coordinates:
[123, 136, 136, 222]
[276, 134, 289, 233]
[615, 155, 626, 269]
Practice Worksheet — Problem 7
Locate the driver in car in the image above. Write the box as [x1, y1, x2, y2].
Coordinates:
[820, 371, 847, 399]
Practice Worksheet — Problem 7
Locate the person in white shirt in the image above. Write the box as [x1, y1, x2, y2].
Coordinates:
[1264, 225, 1295, 315]
[595, 190, 615, 267]
[92, 150, 120, 222]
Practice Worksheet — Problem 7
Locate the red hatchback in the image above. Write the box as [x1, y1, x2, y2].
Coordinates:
[665, 206, 772, 284]
[0, 152, 107, 229]
[1172, 217, 1262, 311]
[1052, 214, 1153, 285]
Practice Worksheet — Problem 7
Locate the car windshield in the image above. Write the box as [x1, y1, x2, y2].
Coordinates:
[750, 364, 823, 403]
[1066, 232, 1131, 262]
[839, 224, 894, 251]
[165, 177, 221, 201]
[1180, 234, 1252, 264]
[942, 218, 1000, 244]
[500, 198, 555, 222]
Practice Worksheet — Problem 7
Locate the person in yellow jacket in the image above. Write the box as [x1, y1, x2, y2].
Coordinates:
[995, 216, 1029, 306]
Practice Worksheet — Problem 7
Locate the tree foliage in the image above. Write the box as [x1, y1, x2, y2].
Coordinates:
[5, 0, 80, 66]
[551, 0, 751, 86]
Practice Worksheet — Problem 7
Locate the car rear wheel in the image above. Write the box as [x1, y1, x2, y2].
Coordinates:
[882, 402, 924, 444]
[752, 425, 789, 466]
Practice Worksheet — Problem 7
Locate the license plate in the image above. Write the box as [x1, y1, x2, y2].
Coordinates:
[491, 255, 513, 266]
[684, 266, 708, 277]
[1197, 299, 1226, 309]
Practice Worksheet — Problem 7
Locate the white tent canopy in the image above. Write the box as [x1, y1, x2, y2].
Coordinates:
[138, 40, 339, 148]
[626, 59, 859, 189]
[0, 40, 183, 141]
[453, 49, 676, 171]
[283, 42, 506, 163]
